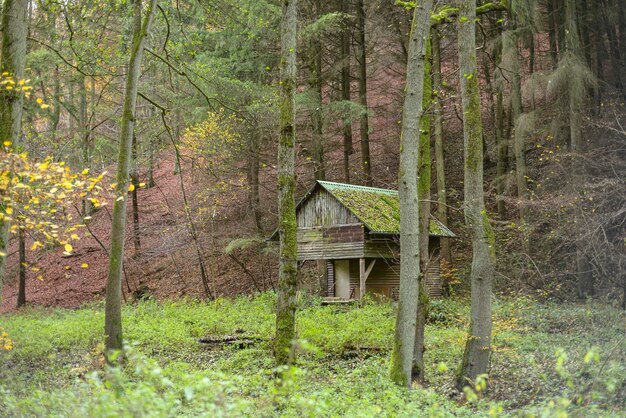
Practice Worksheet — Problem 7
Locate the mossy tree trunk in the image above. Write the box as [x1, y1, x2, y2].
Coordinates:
[0, 0, 27, 302]
[104, 0, 157, 357]
[413, 36, 433, 383]
[432, 29, 452, 264]
[274, 0, 298, 367]
[389, 0, 433, 388]
[456, 0, 496, 388]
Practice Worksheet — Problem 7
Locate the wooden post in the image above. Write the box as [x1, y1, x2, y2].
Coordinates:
[359, 258, 366, 302]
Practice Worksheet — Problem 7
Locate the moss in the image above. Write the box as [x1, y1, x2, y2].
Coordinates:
[319, 182, 454, 236]
[418, 38, 432, 202]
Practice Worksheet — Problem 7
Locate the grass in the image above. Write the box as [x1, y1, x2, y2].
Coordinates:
[0, 293, 624, 417]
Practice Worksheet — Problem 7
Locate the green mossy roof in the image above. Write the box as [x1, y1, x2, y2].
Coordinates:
[316, 181, 456, 237]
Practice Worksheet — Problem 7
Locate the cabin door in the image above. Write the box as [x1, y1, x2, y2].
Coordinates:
[334, 260, 350, 299]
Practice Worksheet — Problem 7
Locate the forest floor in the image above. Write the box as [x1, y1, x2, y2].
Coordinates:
[0, 294, 624, 417]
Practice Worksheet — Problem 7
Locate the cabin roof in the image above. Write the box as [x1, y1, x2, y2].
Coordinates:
[306, 181, 456, 237]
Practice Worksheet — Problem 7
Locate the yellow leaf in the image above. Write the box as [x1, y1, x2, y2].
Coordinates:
[139, 183, 146, 187]
[36, 97, 43, 104]
[5, 207, 12, 215]
[128, 183, 135, 192]
[81, 263, 89, 268]
[37, 275, 43, 281]
[64, 243, 73, 253]
[3, 140, 11, 147]
[70, 234, 79, 240]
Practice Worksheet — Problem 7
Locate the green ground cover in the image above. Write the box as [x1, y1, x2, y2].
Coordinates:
[0, 293, 624, 417]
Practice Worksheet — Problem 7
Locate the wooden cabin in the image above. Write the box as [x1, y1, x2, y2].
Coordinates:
[276, 181, 455, 300]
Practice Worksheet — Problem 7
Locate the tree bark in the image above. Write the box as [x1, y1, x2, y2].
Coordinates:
[547, 0, 559, 68]
[389, 0, 433, 388]
[17, 228, 26, 308]
[564, 0, 595, 298]
[310, 0, 325, 181]
[80, 75, 92, 217]
[0, 0, 28, 302]
[247, 127, 262, 231]
[340, 0, 353, 183]
[131, 133, 141, 257]
[104, 0, 157, 357]
[356, 0, 371, 186]
[457, 0, 496, 388]
[413, 36, 433, 383]
[432, 29, 452, 264]
[274, 0, 298, 367]
[503, 30, 528, 224]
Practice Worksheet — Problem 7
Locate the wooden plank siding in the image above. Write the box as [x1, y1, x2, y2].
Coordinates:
[325, 258, 441, 300]
[297, 188, 358, 227]
[297, 224, 366, 260]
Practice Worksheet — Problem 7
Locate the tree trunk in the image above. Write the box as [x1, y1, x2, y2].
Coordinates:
[104, 0, 157, 357]
[547, 0, 559, 68]
[310, 0, 325, 181]
[49, 65, 61, 140]
[389, 0, 433, 388]
[413, 36, 433, 383]
[340, 0, 353, 183]
[457, 0, 496, 388]
[0, 0, 28, 302]
[503, 30, 528, 224]
[274, 0, 298, 367]
[489, 28, 507, 219]
[356, 0, 371, 186]
[247, 127, 262, 231]
[17, 229, 26, 308]
[564, 0, 595, 298]
[80, 75, 92, 217]
[131, 133, 141, 257]
[432, 29, 452, 264]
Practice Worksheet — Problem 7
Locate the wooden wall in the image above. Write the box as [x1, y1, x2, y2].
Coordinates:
[297, 224, 365, 260]
[325, 257, 442, 300]
[297, 188, 358, 227]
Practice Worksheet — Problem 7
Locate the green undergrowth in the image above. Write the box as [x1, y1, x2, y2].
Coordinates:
[0, 293, 624, 417]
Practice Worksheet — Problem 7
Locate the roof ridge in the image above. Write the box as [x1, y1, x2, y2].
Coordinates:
[317, 180, 397, 195]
